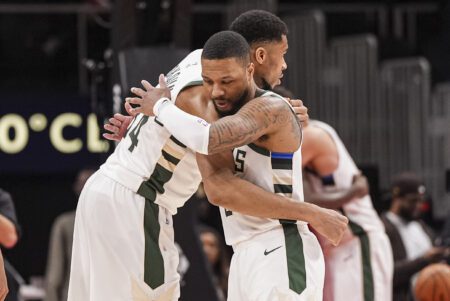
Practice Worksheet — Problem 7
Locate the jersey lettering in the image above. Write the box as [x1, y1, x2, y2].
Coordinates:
[235, 150, 247, 172]
[128, 115, 149, 152]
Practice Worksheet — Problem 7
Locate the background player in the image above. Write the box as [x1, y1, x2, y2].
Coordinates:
[270, 86, 393, 301]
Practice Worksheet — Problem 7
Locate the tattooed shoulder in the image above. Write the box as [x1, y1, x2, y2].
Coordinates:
[207, 96, 296, 154]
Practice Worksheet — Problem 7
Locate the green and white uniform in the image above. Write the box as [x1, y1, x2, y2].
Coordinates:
[304, 120, 393, 301]
[68, 50, 204, 301]
[223, 94, 325, 301]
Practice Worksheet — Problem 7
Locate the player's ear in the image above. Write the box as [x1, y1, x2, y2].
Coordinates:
[254, 47, 267, 65]
[247, 62, 255, 80]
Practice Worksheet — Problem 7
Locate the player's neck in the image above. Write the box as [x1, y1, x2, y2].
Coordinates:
[245, 80, 258, 102]
[253, 74, 272, 91]
[253, 76, 264, 90]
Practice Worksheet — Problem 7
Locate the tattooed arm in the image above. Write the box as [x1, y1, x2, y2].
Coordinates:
[152, 96, 300, 154]
[196, 151, 349, 246]
[206, 97, 298, 153]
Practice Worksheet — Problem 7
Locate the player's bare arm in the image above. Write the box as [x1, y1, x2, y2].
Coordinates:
[196, 151, 349, 246]
[303, 173, 369, 209]
[301, 125, 339, 175]
[206, 96, 301, 154]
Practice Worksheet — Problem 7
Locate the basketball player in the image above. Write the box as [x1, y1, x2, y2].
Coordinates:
[69, 32, 348, 301]
[271, 85, 394, 301]
[301, 121, 393, 301]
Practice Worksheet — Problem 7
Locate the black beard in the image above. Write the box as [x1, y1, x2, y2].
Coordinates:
[260, 78, 272, 90]
[398, 207, 416, 222]
[213, 88, 249, 117]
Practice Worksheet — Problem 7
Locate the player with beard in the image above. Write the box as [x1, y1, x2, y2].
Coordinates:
[125, 31, 348, 301]
[69, 31, 348, 301]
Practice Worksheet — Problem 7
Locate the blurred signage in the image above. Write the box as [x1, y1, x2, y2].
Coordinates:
[0, 94, 110, 173]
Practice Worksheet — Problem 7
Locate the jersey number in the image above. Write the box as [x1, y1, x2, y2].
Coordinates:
[225, 150, 248, 217]
[128, 115, 149, 152]
[235, 150, 246, 172]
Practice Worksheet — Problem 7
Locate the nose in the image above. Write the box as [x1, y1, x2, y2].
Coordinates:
[282, 58, 287, 71]
[211, 84, 225, 99]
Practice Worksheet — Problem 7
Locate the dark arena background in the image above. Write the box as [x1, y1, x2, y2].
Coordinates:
[0, 0, 449, 300]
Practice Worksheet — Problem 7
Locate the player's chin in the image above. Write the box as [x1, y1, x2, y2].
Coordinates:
[269, 78, 282, 89]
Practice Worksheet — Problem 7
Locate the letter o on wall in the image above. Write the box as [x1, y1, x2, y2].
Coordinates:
[0, 114, 29, 154]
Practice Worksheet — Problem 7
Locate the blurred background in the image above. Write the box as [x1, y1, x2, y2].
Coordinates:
[0, 0, 449, 300]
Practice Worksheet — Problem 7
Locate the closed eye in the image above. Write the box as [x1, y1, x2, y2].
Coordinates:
[203, 78, 213, 85]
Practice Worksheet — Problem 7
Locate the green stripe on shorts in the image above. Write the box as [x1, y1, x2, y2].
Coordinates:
[143, 198, 165, 289]
[135, 133, 188, 290]
[348, 220, 374, 301]
[282, 222, 306, 294]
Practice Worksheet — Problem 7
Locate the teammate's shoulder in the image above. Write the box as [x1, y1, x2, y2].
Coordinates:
[261, 92, 294, 114]
[309, 120, 339, 135]
[191, 49, 203, 56]
[303, 125, 335, 150]
[251, 94, 289, 111]
[260, 90, 285, 101]
[175, 49, 202, 69]
[303, 124, 325, 136]
[185, 49, 203, 61]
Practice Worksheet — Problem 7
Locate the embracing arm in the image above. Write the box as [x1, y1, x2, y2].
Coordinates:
[303, 174, 369, 209]
[196, 152, 348, 246]
[199, 152, 321, 221]
[155, 96, 297, 154]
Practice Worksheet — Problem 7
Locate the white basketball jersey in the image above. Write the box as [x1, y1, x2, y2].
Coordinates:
[100, 49, 203, 214]
[220, 93, 306, 247]
[305, 120, 384, 233]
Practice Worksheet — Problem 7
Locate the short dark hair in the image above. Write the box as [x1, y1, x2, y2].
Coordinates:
[230, 10, 288, 45]
[201, 30, 250, 64]
[391, 172, 426, 198]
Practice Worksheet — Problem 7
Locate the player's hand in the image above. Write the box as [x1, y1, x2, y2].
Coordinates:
[288, 98, 309, 127]
[310, 208, 348, 246]
[126, 74, 171, 116]
[351, 173, 370, 199]
[0, 251, 8, 301]
[124, 101, 138, 117]
[103, 113, 133, 141]
[423, 247, 450, 263]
